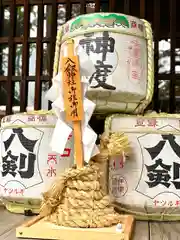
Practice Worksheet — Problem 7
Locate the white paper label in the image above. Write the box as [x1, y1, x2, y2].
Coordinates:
[0, 119, 74, 200]
[109, 124, 180, 210]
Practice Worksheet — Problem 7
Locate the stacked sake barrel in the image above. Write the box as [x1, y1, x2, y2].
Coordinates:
[106, 113, 180, 220]
[0, 111, 74, 214]
[53, 12, 153, 114]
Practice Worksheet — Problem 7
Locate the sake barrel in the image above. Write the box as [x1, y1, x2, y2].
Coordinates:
[53, 13, 154, 114]
[0, 111, 74, 214]
[105, 113, 180, 220]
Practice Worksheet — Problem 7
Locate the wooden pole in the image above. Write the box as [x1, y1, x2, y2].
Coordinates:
[62, 39, 84, 168]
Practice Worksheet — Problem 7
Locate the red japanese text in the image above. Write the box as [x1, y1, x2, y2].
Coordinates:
[47, 153, 57, 165]
[135, 118, 158, 127]
[46, 167, 56, 177]
[111, 176, 127, 198]
[112, 154, 125, 170]
[131, 20, 137, 28]
[4, 187, 24, 196]
[27, 115, 47, 122]
[46, 133, 72, 177]
[47, 153, 57, 177]
[153, 199, 180, 208]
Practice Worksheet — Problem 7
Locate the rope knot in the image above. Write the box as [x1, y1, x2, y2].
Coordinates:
[100, 132, 131, 159]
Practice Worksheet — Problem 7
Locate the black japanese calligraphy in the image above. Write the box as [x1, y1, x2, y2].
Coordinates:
[4, 128, 38, 152]
[144, 134, 180, 189]
[64, 58, 79, 118]
[18, 153, 36, 179]
[2, 150, 18, 177]
[64, 58, 77, 86]
[2, 128, 39, 179]
[172, 162, 180, 189]
[79, 31, 116, 90]
[145, 134, 180, 160]
[69, 86, 78, 115]
[89, 60, 115, 90]
[145, 159, 171, 188]
[79, 32, 95, 56]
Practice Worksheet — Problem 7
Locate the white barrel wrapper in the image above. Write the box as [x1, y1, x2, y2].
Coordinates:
[107, 114, 180, 214]
[55, 13, 153, 113]
[0, 112, 74, 204]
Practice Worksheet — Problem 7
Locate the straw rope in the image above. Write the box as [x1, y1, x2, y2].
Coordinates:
[113, 203, 180, 221]
[99, 132, 130, 156]
[23, 110, 54, 115]
[1, 198, 41, 214]
[0, 124, 55, 129]
[40, 133, 130, 228]
[105, 114, 122, 135]
[40, 161, 121, 228]
[134, 19, 154, 114]
[53, 27, 63, 78]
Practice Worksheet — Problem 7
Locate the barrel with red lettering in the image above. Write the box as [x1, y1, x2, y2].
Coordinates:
[105, 113, 180, 220]
[53, 12, 154, 114]
[0, 111, 74, 214]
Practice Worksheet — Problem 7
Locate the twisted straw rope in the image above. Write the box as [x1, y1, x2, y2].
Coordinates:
[53, 27, 63, 78]
[40, 160, 123, 228]
[113, 203, 180, 221]
[134, 19, 154, 114]
[39, 133, 130, 228]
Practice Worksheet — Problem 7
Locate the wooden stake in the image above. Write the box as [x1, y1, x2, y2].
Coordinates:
[62, 39, 84, 168]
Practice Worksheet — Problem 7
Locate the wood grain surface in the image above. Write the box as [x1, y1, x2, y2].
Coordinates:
[1, 207, 180, 240]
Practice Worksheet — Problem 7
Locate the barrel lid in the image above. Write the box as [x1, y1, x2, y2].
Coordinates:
[105, 112, 180, 133]
[61, 12, 147, 40]
[107, 112, 180, 119]
[1, 110, 57, 128]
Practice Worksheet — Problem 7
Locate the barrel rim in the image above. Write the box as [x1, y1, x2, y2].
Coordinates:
[61, 12, 147, 39]
[1, 110, 55, 122]
[64, 12, 146, 28]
